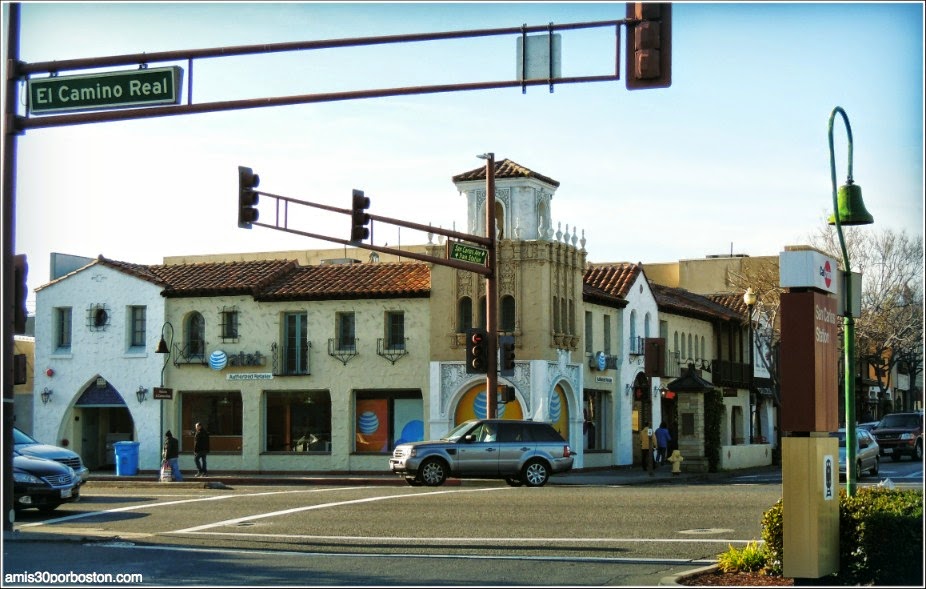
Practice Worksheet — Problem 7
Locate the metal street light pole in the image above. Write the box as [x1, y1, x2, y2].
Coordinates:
[744, 288, 757, 442]
[827, 106, 874, 496]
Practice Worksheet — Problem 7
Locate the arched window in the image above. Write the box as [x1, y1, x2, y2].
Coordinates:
[701, 336, 706, 360]
[458, 297, 473, 332]
[553, 296, 560, 332]
[495, 201, 505, 239]
[694, 334, 700, 360]
[186, 312, 205, 359]
[673, 331, 679, 357]
[644, 312, 651, 338]
[629, 310, 637, 343]
[688, 334, 693, 359]
[500, 295, 516, 332]
[680, 331, 686, 360]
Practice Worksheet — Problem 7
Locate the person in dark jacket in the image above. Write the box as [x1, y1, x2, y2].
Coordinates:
[162, 430, 182, 481]
[655, 421, 672, 466]
[193, 422, 210, 477]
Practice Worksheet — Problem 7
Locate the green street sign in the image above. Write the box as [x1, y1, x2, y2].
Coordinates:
[448, 241, 488, 265]
[28, 67, 183, 115]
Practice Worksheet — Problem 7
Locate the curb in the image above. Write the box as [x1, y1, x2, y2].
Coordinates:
[659, 563, 719, 586]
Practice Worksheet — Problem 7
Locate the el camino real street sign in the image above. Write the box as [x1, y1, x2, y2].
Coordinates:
[447, 241, 488, 265]
[28, 66, 183, 115]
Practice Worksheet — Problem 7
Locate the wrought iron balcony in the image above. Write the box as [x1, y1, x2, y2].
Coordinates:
[377, 338, 409, 364]
[328, 338, 358, 365]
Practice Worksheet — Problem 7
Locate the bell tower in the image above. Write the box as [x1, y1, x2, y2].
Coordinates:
[451, 158, 559, 242]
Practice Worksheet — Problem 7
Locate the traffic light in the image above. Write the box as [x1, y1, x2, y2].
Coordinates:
[237, 165, 260, 229]
[625, 2, 672, 90]
[13, 254, 28, 334]
[499, 335, 515, 376]
[466, 328, 488, 374]
[350, 189, 371, 242]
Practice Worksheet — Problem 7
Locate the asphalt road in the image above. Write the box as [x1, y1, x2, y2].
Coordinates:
[6, 481, 779, 586]
[4, 461, 921, 587]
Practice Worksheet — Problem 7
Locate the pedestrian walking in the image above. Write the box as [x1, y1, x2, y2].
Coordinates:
[655, 421, 671, 466]
[193, 422, 210, 477]
[162, 430, 183, 482]
[640, 423, 657, 476]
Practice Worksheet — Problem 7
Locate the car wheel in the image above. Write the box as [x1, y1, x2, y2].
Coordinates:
[505, 476, 523, 487]
[418, 458, 448, 487]
[405, 476, 423, 487]
[916, 440, 923, 461]
[869, 456, 879, 476]
[855, 460, 863, 481]
[522, 459, 550, 487]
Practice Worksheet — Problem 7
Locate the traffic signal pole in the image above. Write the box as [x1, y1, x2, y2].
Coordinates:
[482, 153, 499, 418]
[2, 2, 21, 533]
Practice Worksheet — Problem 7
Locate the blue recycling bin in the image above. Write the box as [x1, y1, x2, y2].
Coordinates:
[114, 441, 140, 476]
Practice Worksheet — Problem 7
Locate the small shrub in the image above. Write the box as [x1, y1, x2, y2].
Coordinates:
[716, 541, 768, 573]
[760, 498, 783, 575]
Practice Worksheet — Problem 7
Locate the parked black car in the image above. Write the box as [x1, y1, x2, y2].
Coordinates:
[13, 427, 89, 483]
[13, 452, 81, 512]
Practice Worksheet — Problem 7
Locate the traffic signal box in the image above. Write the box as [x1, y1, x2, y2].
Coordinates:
[350, 189, 371, 242]
[499, 335, 515, 376]
[13, 254, 28, 334]
[466, 328, 488, 374]
[625, 2, 672, 90]
[499, 386, 516, 404]
[237, 166, 260, 229]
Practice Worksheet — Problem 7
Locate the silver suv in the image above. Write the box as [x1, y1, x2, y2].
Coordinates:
[389, 419, 574, 487]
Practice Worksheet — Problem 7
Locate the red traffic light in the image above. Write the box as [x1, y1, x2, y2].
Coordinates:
[466, 328, 488, 374]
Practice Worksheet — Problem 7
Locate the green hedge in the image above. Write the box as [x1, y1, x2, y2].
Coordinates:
[760, 487, 923, 585]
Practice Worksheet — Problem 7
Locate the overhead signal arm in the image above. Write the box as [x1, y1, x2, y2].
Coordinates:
[242, 182, 492, 276]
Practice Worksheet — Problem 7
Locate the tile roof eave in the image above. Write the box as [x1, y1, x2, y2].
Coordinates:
[256, 291, 431, 303]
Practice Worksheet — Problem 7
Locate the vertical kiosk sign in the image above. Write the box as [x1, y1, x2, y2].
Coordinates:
[779, 248, 840, 580]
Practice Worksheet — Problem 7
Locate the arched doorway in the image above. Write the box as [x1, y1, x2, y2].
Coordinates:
[74, 376, 134, 470]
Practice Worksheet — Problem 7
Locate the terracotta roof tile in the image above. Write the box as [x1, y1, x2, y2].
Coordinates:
[452, 158, 560, 187]
[653, 284, 745, 323]
[149, 259, 298, 297]
[97, 256, 169, 287]
[258, 262, 431, 301]
[707, 293, 750, 317]
[583, 263, 642, 303]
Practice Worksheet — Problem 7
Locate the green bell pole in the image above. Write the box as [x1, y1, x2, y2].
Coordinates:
[827, 106, 874, 497]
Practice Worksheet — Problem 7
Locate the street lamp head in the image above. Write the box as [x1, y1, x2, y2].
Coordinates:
[828, 181, 874, 226]
[743, 287, 757, 307]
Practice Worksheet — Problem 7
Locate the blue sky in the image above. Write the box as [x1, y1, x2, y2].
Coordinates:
[3, 2, 923, 311]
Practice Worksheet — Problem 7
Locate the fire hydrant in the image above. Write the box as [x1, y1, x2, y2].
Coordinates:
[667, 449, 684, 475]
